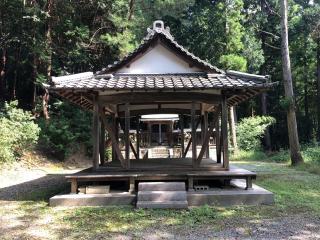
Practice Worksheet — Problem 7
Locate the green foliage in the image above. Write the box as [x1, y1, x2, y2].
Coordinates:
[38, 102, 92, 160]
[219, 54, 247, 71]
[301, 145, 320, 164]
[0, 101, 40, 162]
[231, 149, 267, 161]
[268, 150, 290, 162]
[242, 30, 265, 73]
[1, 0, 320, 151]
[237, 116, 276, 151]
[279, 96, 294, 110]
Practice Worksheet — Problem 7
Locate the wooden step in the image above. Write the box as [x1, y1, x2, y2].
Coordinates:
[138, 191, 187, 201]
[138, 182, 186, 191]
[150, 147, 169, 158]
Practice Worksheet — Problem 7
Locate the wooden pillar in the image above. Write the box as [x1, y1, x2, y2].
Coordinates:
[158, 123, 161, 144]
[201, 113, 205, 144]
[129, 177, 135, 193]
[125, 103, 130, 169]
[92, 96, 100, 170]
[99, 117, 106, 166]
[112, 115, 119, 162]
[148, 122, 151, 146]
[191, 102, 197, 167]
[188, 176, 194, 191]
[180, 114, 185, 156]
[221, 95, 229, 169]
[216, 107, 221, 163]
[136, 116, 140, 160]
[70, 179, 78, 194]
[204, 111, 209, 158]
[229, 106, 238, 153]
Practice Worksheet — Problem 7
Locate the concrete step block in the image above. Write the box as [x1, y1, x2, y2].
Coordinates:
[136, 200, 188, 209]
[86, 185, 110, 194]
[138, 182, 186, 191]
[138, 191, 187, 201]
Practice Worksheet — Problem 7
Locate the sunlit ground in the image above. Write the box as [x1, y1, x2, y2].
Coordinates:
[1, 160, 320, 239]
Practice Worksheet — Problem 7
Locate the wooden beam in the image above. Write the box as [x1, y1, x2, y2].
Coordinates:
[125, 103, 130, 168]
[191, 102, 197, 167]
[221, 95, 229, 169]
[99, 92, 222, 104]
[183, 137, 192, 158]
[130, 140, 138, 160]
[182, 117, 201, 158]
[92, 97, 100, 170]
[196, 123, 214, 166]
[196, 111, 219, 166]
[99, 110, 126, 168]
[117, 108, 201, 117]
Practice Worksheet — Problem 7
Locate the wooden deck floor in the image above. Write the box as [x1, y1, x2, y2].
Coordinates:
[65, 158, 256, 193]
[101, 157, 223, 171]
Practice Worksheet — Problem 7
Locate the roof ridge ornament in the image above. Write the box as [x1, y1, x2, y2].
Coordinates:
[153, 20, 164, 30]
[145, 20, 174, 41]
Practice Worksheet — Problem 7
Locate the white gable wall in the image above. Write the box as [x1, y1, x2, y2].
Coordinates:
[116, 44, 202, 74]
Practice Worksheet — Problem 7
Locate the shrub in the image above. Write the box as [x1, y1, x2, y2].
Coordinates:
[231, 149, 267, 161]
[38, 101, 92, 160]
[236, 116, 275, 151]
[0, 101, 40, 162]
[301, 145, 320, 164]
[268, 149, 290, 162]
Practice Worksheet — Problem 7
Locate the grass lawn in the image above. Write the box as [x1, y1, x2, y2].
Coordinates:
[1, 158, 320, 239]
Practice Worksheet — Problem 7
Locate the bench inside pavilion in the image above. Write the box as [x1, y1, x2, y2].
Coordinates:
[48, 21, 275, 208]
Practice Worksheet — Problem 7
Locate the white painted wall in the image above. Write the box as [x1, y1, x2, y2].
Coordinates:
[116, 44, 202, 74]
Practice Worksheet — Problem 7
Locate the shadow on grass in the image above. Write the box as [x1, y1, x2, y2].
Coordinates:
[0, 174, 69, 201]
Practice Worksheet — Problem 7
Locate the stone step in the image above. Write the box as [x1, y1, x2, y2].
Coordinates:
[138, 191, 187, 201]
[138, 182, 186, 191]
[150, 148, 169, 158]
[136, 200, 188, 209]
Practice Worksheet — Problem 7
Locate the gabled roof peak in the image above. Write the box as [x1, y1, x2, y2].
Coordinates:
[145, 20, 174, 40]
[97, 20, 224, 74]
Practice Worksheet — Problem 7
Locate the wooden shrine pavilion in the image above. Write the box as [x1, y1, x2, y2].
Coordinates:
[48, 21, 275, 207]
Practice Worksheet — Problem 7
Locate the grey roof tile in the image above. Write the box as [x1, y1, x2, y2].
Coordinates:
[50, 72, 275, 91]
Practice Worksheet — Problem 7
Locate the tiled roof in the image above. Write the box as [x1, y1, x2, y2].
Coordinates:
[50, 72, 275, 91]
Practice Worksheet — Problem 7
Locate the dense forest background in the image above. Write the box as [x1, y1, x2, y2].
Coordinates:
[0, 0, 320, 159]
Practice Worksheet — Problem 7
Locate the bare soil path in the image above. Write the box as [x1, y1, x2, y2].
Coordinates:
[1, 159, 320, 239]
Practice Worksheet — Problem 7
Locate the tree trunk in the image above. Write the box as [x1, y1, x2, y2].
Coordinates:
[32, 55, 38, 114]
[261, 93, 272, 151]
[12, 45, 22, 99]
[303, 46, 310, 140]
[128, 0, 135, 20]
[316, 37, 320, 141]
[280, 0, 303, 165]
[260, 0, 272, 151]
[43, 0, 53, 121]
[0, 49, 6, 100]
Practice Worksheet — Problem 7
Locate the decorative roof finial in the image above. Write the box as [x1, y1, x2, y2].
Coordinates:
[153, 20, 164, 30]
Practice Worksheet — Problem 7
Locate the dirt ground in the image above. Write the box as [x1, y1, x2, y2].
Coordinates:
[1, 155, 320, 240]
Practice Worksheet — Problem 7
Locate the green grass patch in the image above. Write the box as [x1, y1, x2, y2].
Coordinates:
[2, 157, 320, 239]
[230, 149, 267, 161]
